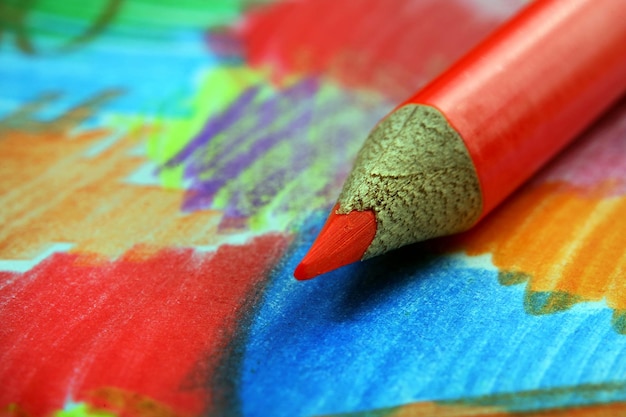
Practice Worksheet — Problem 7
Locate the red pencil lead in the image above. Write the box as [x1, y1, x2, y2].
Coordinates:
[294, 206, 377, 280]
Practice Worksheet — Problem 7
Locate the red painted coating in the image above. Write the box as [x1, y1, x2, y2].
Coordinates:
[407, 0, 626, 217]
[237, 0, 513, 101]
[294, 206, 377, 280]
[0, 235, 289, 416]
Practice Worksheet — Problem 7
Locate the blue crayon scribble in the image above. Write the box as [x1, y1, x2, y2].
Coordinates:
[237, 211, 626, 417]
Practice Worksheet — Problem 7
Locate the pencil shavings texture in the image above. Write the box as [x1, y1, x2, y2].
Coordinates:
[337, 104, 482, 258]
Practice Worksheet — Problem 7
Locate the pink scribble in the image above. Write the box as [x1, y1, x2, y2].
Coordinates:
[538, 99, 626, 196]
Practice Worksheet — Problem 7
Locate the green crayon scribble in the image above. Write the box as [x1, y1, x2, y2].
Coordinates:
[55, 403, 116, 417]
[4, 0, 261, 52]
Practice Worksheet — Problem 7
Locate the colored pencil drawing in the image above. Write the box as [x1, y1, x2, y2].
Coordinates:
[2, 0, 626, 416]
[162, 75, 392, 232]
[451, 98, 626, 332]
[0, 93, 226, 263]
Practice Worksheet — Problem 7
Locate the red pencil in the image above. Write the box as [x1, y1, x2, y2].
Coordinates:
[295, 0, 626, 280]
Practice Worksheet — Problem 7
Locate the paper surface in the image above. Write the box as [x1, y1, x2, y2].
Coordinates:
[2, 0, 626, 416]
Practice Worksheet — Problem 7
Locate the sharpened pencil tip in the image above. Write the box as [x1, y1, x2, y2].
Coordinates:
[294, 206, 377, 280]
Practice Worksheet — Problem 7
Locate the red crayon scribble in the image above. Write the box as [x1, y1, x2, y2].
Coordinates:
[0, 235, 289, 417]
[236, 0, 523, 100]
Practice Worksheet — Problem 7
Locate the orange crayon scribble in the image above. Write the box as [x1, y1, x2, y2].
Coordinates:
[324, 399, 626, 417]
[0, 91, 124, 135]
[323, 401, 500, 417]
[0, 93, 224, 263]
[82, 386, 192, 417]
[1, 403, 31, 417]
[453, 181, 626, 329]
[324, 382, 626, 417]
[380, 401, 626, 417]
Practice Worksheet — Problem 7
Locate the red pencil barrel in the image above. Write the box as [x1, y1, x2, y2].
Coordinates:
[407, 0, 626, 218]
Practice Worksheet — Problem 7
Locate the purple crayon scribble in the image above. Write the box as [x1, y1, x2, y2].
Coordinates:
[183, 97, 315, 207]
[183, 80, 319, 181]
[165, 85, 262, 168]
[166, 76, 393, 229]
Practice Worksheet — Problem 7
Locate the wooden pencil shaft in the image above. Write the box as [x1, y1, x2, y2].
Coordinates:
[409, 0, 626, 218]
